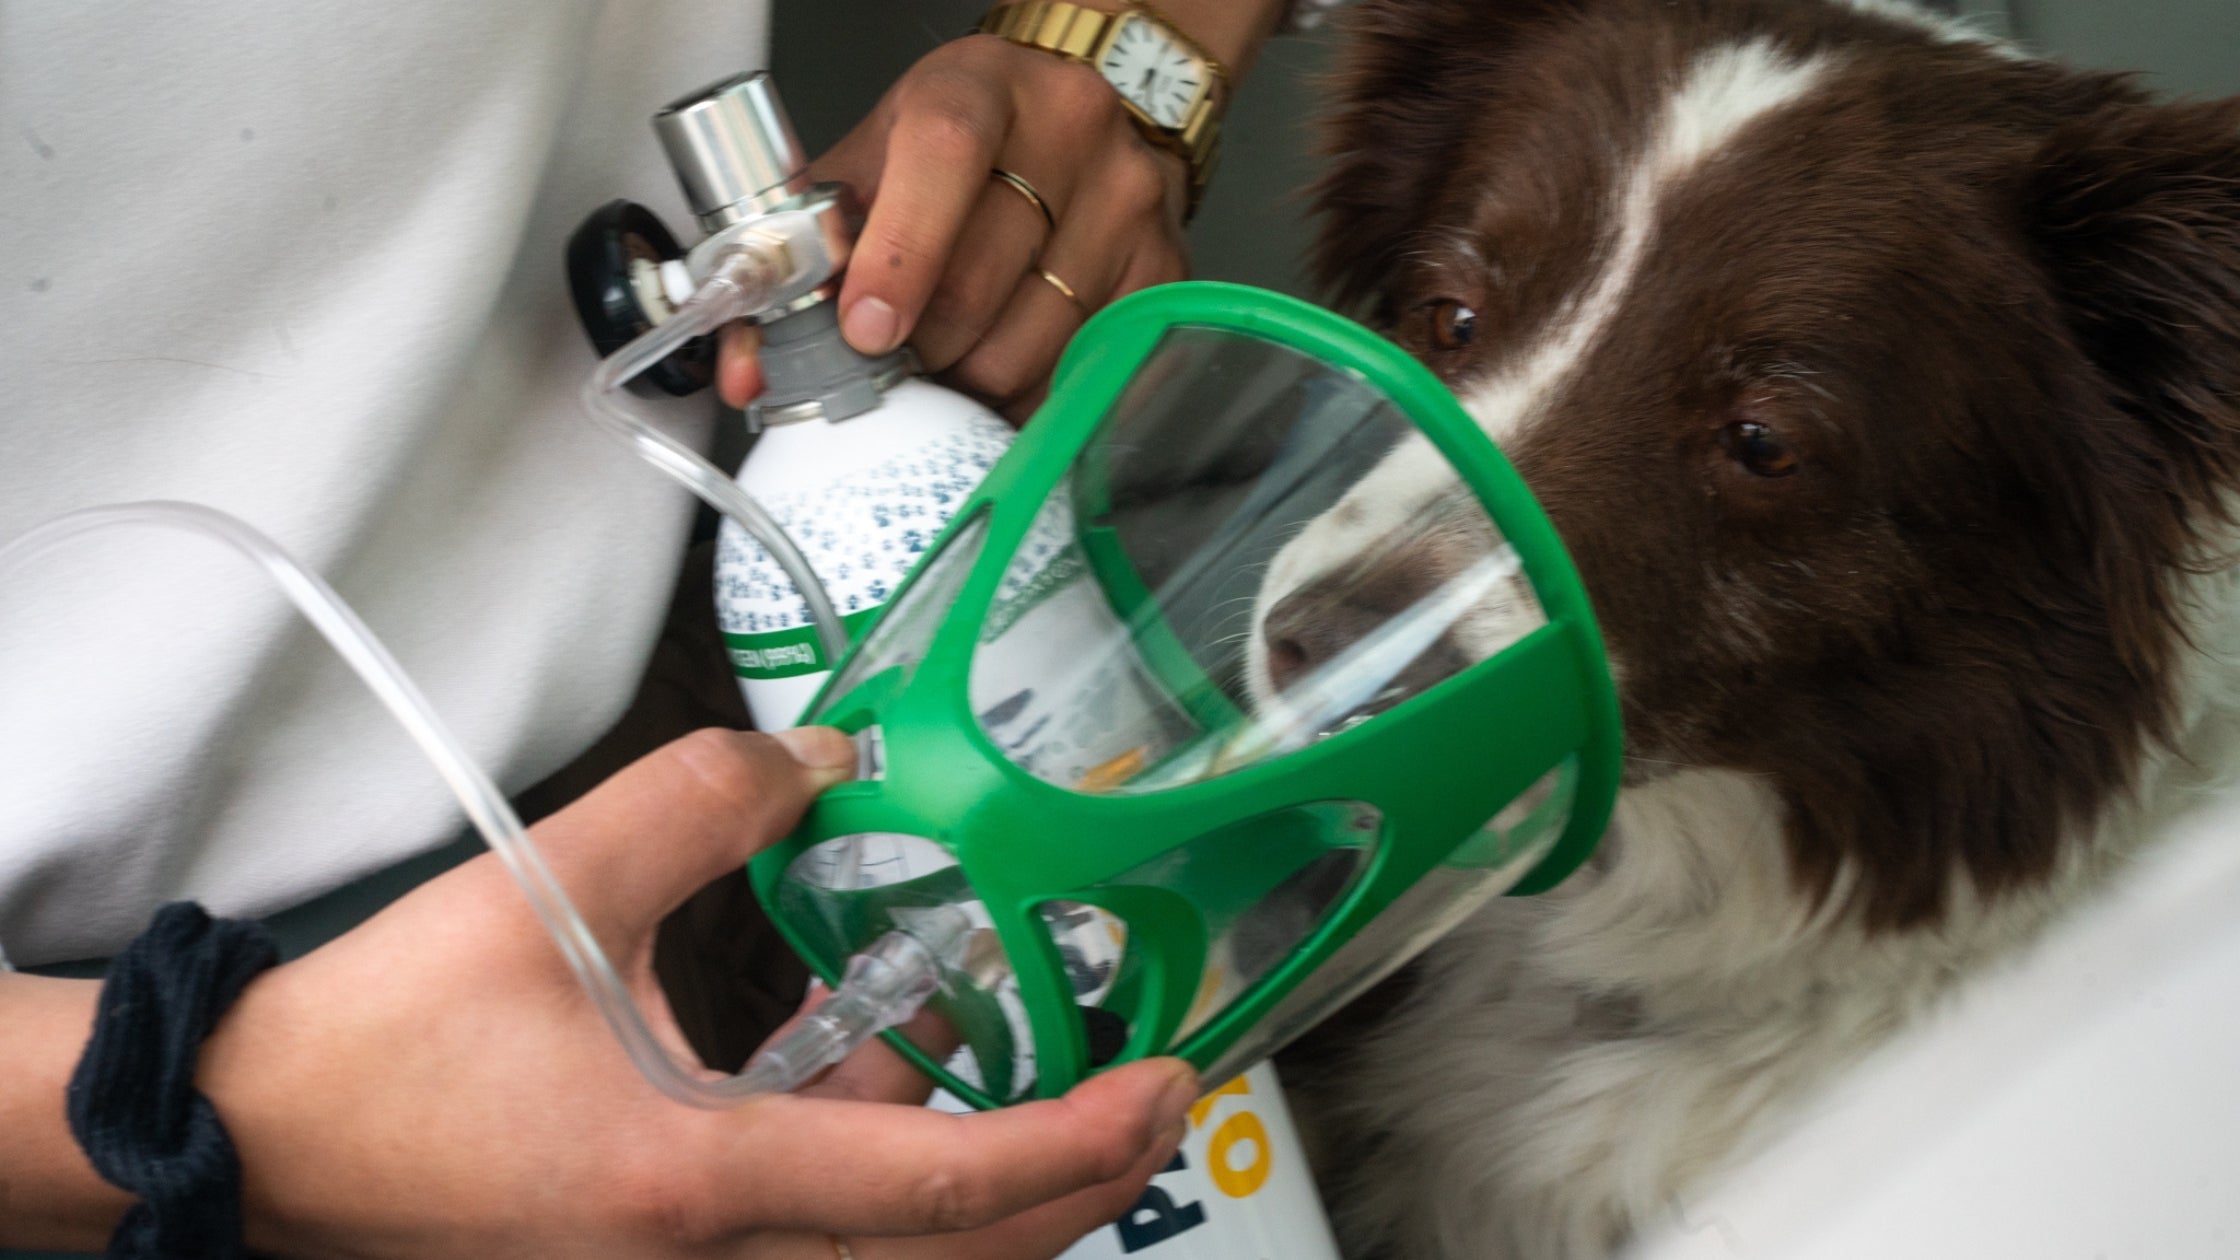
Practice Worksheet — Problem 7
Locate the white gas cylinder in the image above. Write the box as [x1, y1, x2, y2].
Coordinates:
[715, 376, 1014, 728]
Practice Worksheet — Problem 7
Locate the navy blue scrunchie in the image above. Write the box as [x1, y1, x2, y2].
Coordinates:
[66, 901, 280, 1260]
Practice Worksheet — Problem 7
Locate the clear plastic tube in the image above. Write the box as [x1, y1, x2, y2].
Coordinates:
[580, 243, 849, 662]
[0, 500, 944, 1108]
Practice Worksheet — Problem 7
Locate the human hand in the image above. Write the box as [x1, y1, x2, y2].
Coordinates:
[719, 33, 1192, 422]
[198, 727, 1197, 1258]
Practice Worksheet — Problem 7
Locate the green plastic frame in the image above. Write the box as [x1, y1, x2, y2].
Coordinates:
[749, 282, 1622, 1107]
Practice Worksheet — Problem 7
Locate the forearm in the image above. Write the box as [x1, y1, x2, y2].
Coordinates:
[0, 973, 132, 1249]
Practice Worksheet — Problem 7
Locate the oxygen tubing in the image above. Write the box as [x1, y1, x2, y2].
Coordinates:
[0, 245, 946, 1106]
[580, 243, 850, 663]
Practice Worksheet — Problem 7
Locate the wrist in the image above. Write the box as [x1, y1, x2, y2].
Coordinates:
[979, 0, 1284, 220]
[193, 968, 314, 1257]
[0, 973, 134, 1250]
[1057, 0, 1285, 85]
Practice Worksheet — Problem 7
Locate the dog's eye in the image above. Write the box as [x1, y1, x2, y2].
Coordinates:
[1719, 421, 1799, 478]
[1417, 299, 1477, 351]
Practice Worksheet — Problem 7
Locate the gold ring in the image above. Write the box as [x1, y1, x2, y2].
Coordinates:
[1035, 266, 1090, 318]
[990, 167, 1056, 232]
[829, 1235, 857, 1260]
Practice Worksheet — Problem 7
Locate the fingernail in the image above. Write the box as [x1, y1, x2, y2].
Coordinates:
[772, 726, 858, 774]
[1152, 1061, 1201, 1132]
[1155, 1118, 1188, 1158]
[843, 296, 898, 354]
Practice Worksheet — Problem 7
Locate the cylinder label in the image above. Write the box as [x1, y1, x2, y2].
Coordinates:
[724, 608, 876, 679]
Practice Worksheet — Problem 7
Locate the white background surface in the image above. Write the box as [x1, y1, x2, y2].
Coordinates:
[1632, 784, 2240, 1259]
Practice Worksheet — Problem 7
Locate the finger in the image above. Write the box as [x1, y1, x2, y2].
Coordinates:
[529, 727, 857, 942]
[861, 1131, 1182, 1260]
[792, 1033, 936, 1107]
[745, 1234, 868, 1260]
[941, 252, 1102, 414]
[718, 1057, 1199, 1236]
[996, 239, 1190, 424]
[794, 1003, 960, 1105]
[838, 65, 1015, 356]
[805, 96, 892, 201]
[945, 148, 1186, 410]
[909, 177, 1054, 374]
[1110, 227, 1192, 307]
[750, 970, 961, 1105]
[719, 322, 766, 409]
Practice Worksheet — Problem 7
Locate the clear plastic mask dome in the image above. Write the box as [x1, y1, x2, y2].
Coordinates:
[774, 322, 1589, 1099]
[971, 326, 1548, 795]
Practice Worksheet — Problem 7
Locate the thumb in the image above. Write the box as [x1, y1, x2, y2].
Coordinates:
[732, 1057, 1199, 1237]
[717, 322, 764, 409]
[526, 727, 856, 943]
[870, 1130, 1187, 1260]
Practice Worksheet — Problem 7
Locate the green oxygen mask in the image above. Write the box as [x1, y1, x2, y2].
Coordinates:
[752, 282, 1621, 1109]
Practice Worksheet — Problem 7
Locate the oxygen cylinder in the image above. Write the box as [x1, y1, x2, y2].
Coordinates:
[716, 331, 1014, 728]
[622, 75, 1009, 728]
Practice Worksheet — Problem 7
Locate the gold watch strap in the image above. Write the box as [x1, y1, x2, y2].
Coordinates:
[977, 1, 1225, 218]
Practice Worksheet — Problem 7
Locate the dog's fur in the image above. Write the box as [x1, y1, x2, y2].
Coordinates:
[1259, 2, 2240, 1255]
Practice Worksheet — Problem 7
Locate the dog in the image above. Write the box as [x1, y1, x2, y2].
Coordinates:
[1254, 1, 2240, 1256]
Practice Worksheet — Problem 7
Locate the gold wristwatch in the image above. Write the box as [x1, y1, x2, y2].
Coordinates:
[976, 1, 1227, 219]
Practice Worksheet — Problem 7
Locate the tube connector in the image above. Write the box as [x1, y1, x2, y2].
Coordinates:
[676, 188, 856, 315]
[739, 908, 974, 1091]
[580, 237, 850, 662]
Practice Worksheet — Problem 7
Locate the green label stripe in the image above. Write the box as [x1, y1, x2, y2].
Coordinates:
[724, 608, 880, 680]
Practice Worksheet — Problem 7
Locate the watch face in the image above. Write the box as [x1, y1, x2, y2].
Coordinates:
[1098, 13, 1206, 130]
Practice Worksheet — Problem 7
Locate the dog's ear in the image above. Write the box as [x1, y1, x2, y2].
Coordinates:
[1311, 0, 1589, 319]
[2028, 95, 2240, 513]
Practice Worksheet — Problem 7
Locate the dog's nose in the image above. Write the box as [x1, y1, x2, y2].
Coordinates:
[1262, 593, 1378, 694]
[1261, 570, 1473, 705]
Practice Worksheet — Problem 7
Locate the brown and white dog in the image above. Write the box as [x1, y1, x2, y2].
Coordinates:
[1260, 1, 2240, 1256]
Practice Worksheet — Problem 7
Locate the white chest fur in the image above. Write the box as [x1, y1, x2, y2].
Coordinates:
[1317, 566, 2240, 1259]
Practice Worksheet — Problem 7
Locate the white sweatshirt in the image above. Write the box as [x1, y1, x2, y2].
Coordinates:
[0, 2, 769, 965]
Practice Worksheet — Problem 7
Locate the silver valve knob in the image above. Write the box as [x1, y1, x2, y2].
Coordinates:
[654, 71, 813, 232]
